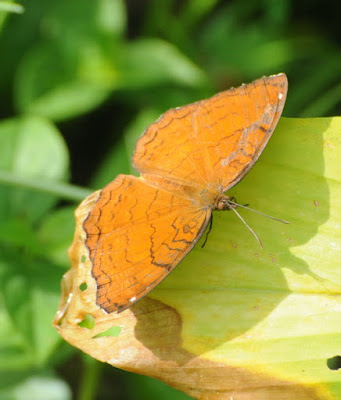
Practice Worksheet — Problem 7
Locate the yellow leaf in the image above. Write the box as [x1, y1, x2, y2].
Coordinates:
[54, 117, 341, 400]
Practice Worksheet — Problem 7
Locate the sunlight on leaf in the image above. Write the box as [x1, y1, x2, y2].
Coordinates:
[54, 117, 341, 399]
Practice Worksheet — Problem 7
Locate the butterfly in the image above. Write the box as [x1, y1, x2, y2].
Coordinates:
[83, 73, 288, 313]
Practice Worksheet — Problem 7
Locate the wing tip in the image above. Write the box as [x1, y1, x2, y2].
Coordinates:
[266, 72, 288, 89]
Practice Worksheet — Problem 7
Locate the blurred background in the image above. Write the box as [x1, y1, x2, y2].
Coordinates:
[0, 1, 340, 399]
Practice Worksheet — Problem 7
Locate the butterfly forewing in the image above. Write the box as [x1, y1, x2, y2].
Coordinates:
[133, 74, 287, 193]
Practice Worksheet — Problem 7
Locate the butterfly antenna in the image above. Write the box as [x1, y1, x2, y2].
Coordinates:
[228, 200, 289, 224]
[231, 207, 263, 248]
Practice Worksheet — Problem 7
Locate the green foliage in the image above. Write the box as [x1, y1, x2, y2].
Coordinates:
[0, 0, 340, 399]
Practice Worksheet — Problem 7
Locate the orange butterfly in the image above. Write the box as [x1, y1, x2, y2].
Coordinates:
[84, 73, 288, 313]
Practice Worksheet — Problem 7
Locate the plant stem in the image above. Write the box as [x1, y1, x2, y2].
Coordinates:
[78, 356, 102, 400]
[0, 170, 92, 202]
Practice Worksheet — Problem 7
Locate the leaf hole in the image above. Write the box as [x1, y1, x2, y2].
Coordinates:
[79, 282, 88, 291]
[93, 326, 122, 338]
[327, 355, 341, 370]
[81, 255, 86, 263]
[78, 314, 95, 329]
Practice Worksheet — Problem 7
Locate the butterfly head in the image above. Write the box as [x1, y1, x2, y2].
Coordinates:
[215, 195, 238, 211]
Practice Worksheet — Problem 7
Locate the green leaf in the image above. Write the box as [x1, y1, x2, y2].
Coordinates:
[40, 0, 125, 40]
[0, 247, 64, 367]
[0, 298, 34, 372]
[13, 0, 125, 121]
[0, 1, 24, 14]
[117, 38, 206, 89]
[93, 326, 122, 338]
[78, 314, 96, 330]
[0, 1, 24, 31]
[91, 108, 161, 188]
[13, 9, 206, 121]
[0, 115, 69, 222]
[14, 43, 112, 121]
[0, 218, 39, 251]
[97, 0, 126, 36]
[126, 373, 192, 400]
[90, 137, 131, 189]
[36, 207, 75, 268]
[0, 375, 72, 400]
